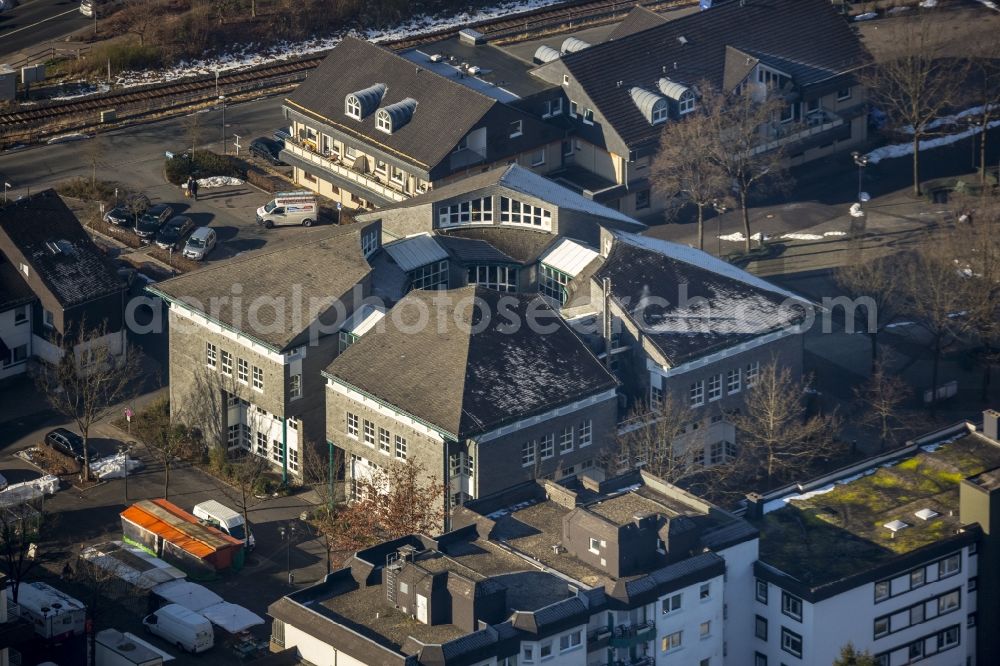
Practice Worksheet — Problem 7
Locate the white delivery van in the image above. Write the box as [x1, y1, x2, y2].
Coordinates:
[193, 500, 254, 550]
[143, 604, 214, 653]
[256, 191, 318, 228]
[7, 581, 86, 641]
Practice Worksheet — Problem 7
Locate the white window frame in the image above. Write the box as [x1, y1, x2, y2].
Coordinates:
[289, 373, 302, 400]
[780, 628, 803, 658]
[237, 358, 248, 384]
[662, 593, 681, 614]
[509, 120, 523, 138]
[837, 87, 852, 101]
[662, 631, 682, 652]
[781, 592, 803, 622]
[376, 110, 392, 134]
[252, 365, 264, 391]
[206, 342, 217, 368]
[378, 427, 391, 455]
[746, 361, 760, 387]
[707, 373, 722, 401]
[530, 148, 546, 167]
[363, 419, 375, 447]
[394, 434, 408, 460]
[652, 101, 668, 125]
[220, 350, 232, 376]
[521, 440, 536, 467]
[578, 420, 592, 447]
[346, 95, 362, 119]
[391, 166, 406, 184]
[539, 433, 554, 460]
[583, 108, 594, 125]
[588, 537, 600, 554]
[679, 92, 696, 114]
[559, 427, 573, 454]
[346, 412, 359, 438]
[689, 380, 705, 407]
[727, 368, 741, 394]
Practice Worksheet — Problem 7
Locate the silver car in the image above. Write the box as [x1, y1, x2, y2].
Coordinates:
[182, 227, 217, 261]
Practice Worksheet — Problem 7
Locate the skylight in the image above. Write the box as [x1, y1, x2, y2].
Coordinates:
[914, 508, 939, 521]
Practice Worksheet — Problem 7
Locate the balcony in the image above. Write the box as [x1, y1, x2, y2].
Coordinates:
[280, 142, 408, 204]
[608, 620, 656, 648]
[751, 108, 846, 156]
[611, 657, 654, 666]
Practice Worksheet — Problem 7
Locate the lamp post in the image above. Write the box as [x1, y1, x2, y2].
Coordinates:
[3, 181, 10, 204]
[119, 441, 132, 502]
[219, 96, 227, 155]
[279, 523, 296, 586]
[851, 151, 870, 210]
[712, 199, 728, 257]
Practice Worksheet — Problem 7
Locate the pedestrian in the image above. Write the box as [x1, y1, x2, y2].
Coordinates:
[190, 178, 199, 201]
[61, 561, 72, 581]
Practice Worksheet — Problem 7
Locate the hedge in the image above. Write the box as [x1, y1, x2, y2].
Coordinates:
[165, 150, 247, 185]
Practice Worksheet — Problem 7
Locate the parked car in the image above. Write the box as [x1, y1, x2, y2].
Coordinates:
[155, 216, 195, 250]
[44, 428, 98, 462]
[250, 137, 286, 166]
[182, 226, 217, 261]
[133, 204, 173, 240]
[104, 193, 150, 226]
[272, 126, 292, 142]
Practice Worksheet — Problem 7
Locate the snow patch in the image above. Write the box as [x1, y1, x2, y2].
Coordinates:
[194, 176, 244, 188]
[46, 133, 91, 144]
[974, 0, 998, 10]
[718, 231, 768, 242]
[824, 231, 847, 237]
[51, 83, 111, 101]
[90, 453, 144, 480]
[781, 233, 823, 240]
[919, 0, 937, 6]
[115, 0, 566, 87]
[854, 11, 878, 20]
[885, 321, 916, 329]
[867, 119, 1000, 164]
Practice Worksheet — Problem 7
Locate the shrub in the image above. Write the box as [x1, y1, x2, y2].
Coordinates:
[165, 150, 247, 185]
[69, 41, 165, 76]
[56, 177, 122, 203]
[147, 246, 202, 273]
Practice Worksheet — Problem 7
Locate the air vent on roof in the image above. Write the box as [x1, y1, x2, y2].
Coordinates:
[678, 36, 688, 45]
[534, 45, 561, 64]
[915, 508, 940, 521]
[459, 28, 485, 45]
[561, 37, 591, 54]
[428, 53, 443, 63]
[884, 520, 909, 538]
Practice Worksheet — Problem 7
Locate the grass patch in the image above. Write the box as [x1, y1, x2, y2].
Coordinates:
[68, 40, 165, 77]
[57, 178, 123, 204]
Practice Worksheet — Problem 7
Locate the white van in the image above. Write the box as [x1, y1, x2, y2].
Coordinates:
[256, 191, 318, 228]
[193, 500, 254, 550]
[143, 604, 214, 653]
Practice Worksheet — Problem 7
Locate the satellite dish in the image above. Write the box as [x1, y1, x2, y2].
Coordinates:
[859, 192, 871, 202]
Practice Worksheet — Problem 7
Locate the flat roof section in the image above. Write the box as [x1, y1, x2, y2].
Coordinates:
[756, 432, 1000, 588]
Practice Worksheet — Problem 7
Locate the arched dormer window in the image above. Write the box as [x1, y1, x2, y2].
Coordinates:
[346, 95, 362, 120]
[652, 100, 669, 124]
[376, 109, 392, 134]
[678, 90, 696, 115]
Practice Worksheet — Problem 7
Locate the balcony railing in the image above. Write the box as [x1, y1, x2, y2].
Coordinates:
[608, 620, 656, 648]
[751, 109, 845, 155]
[281, 143, 408, 203]
[611, 657, 654, 666]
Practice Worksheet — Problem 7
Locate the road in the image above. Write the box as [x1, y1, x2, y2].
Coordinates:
[0, 0, 91, 62]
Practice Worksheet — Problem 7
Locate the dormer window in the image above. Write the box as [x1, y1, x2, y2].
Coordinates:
[346, 95, 362, 120]
[376, 110, 391, 133]
[652, 100, 668, 124]
[679, 91, 696, 114]
[509, 120, 523, 138]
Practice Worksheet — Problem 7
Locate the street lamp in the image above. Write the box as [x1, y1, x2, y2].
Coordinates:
[712, 199, 728, 257]
[279, 523, 297, 586]
[218, 96, 227, 155]
[3, 181, 10, 205]
[119, 441, 133, 502]
[851, 151, 870, 209]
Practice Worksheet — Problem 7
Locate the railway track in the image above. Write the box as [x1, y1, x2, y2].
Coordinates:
[0, 0, 692, 146]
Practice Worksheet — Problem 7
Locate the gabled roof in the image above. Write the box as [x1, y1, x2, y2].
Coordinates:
[606, 5, 669, 41]
[150, 226, 371, 350]
[594, 233, 808, 366]
[555, 0, 869, 149]
[0, 190, 123, 308]
[285, 37, 498, 171]
[0, 259, 35, 311]
[370, 164, 645, 229]
[325, 286, 617, 438]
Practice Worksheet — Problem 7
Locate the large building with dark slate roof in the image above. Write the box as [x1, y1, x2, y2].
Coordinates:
[281, 0, 869, 218]
[268, 469, 759, 666]
[0, 190, 126, 380]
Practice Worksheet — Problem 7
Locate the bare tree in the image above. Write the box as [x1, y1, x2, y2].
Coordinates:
[132, 398, 198, 499]
[835, 252, 902, 372]
[854, 360, 911, 450]
[301, 442, 344, 574]
[703, 85, 788, 253]
[729, 361, 840, 487]
[652, 97, 731, 250]
[612, 393, 706, 484]
[36, 321, 140, 482]
[74, 546, 132, 666]
[183, 113, 203, 156]
[224, 451, 269, 551]
[966, 39, 1000, 186]
[862, 17, 967, 196]
[0, 498, 46, 604]
[316, 458, 445, 568]
[83, 131, 106, 195]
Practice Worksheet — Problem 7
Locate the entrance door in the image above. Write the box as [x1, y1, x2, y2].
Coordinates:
[416, 594, 428, 623]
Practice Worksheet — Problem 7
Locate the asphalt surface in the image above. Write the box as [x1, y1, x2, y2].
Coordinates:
[0, 0, 91, 62]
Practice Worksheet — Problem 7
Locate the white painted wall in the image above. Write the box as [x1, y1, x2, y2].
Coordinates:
[0, 304, 30, 380]
[284, 623, 373, 666]
[754, 546, 975, 666]
[718, 538, 758, 665]
[654, 575, 725, 665]
[518, 623, 588, 665]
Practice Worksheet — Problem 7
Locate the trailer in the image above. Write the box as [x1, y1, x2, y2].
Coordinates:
[120, 499, 244, 574]
[7, 581, 85, 641]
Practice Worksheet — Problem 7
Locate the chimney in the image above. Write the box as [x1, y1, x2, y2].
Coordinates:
[745, 492, 765, 520]
[984, 410, 999, 442]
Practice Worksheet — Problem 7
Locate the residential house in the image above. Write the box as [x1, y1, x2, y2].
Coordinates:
[147, 224, 378, 480]
[268, 468, 759, 666]
[746, 410, 1000, 666]
[0, 190, 126, 379]
[528, 0, 870, 216]
[280, 36, 563, 210]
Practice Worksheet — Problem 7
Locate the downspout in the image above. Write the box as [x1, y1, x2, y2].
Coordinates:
[328, 441, 334, 510]
[281, 417, 288, 484]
